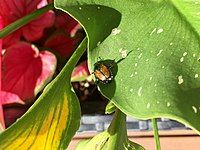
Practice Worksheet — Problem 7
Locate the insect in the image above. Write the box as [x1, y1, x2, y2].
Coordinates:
[93, 60, 114, 84]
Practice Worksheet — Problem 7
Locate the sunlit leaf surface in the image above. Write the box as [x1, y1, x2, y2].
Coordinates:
[55, 0, 200, 134]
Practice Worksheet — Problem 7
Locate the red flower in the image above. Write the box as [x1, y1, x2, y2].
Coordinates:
[71, 61, 90, 82]
[0, 0, 55, 48]
[44, 12, 83, 58]
[44, 30, 81, 58]
[54, 12, 81, 37]
[1, 41, 56, 130]
[2, 42, 57, 102]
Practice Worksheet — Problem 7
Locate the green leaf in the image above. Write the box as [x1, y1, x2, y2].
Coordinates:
[0, 38, 87, 149]
[76, 109, 144, 150]
[55, 0, 200, 134]
[105, 101, 116, 114]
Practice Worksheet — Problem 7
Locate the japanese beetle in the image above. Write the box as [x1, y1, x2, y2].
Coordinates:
[93, 60, 114, 84]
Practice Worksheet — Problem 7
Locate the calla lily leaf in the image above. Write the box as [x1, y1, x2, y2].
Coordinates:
[55, 0, 200, 134]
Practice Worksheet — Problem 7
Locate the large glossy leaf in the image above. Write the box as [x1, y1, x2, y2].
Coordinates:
[0, 39, 87, 149]
[55, 0, 200, 134]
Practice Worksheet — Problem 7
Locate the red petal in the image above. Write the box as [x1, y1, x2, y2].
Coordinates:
[34, 50, 57, 93]
[0, 91, 24, 105]
[3, 30, 21, 48]
[0, 15, 5, 131]
[22, 10, 55, 41]
[44, 31, 79, 58]
[2, 42, 56, 102]
[71, 61, 90, 81]
[55, 12, 80, 36]
[0, 0, 55, 47]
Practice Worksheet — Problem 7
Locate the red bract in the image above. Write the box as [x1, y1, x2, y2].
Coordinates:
[0, 0, 55, 48]
[0, 15, 5, 131]
[54, 12, 81, 37]
[2, 42, 57, 102]
[0, 91, 25, 130]
[44, 31, 80, 58]
[71, 61, 90, 82]
[44, 12, 82, 58]
[0, 16, 21, 130]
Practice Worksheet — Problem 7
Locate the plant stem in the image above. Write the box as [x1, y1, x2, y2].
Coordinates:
[0, 3, 54, 38]
[61, 37, 88, 81]
[108, 109, 127, 135]
[107, 109, 128, 150]
[152, 118, 161, 150]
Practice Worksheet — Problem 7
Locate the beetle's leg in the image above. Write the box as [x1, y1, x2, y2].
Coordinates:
[97, 56, 104, 61]
[108, 61, 115, 68]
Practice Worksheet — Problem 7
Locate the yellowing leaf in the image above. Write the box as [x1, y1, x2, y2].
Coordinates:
[0, 38, 87, 149]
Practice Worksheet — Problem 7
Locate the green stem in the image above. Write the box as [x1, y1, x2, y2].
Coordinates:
[152, 118, 161, 150]
[63, 38, 87, 74]
[108, 109, 127, 135]
[107, 109, 128, 150]
[57, 37, 87, 84]
[0, 3, 54, 38]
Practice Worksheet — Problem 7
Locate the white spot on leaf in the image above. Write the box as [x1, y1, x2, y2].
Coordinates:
[192, 106, 197, 113]
[170, 42, 173, 46]
[130, 74, 134, 77]
[146, 103, 151, 109]
[156, 49, 163, 56]
[119, 48, 127, 58]
[157, 28, 164, 34]
[130, 89, 133, 92]
[150, 77, 153, 80]
[195, 74, 199, 78]
[135, 63, 138, 67]
[180, 57, 184, 62]
[183, 52, 187, 56]
[138, 87, 143, 96]
[167, 102, 171, 107]
[97, 41, 101, 46]
[138, 53, 142, 59]
[150, 28, 157, 35]
[178, 75, 184, 84]
[112, 28, 121, 35]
